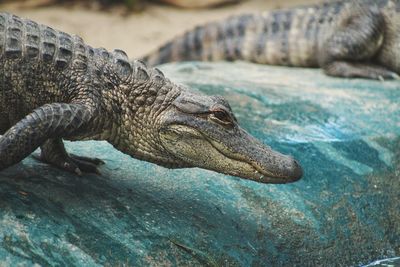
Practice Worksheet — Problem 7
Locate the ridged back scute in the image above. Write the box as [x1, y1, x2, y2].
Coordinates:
[127, 60, 169, 100]
[24, 19, 40, 59]
[151, 67, 165, 87]
[0, 12, 91, 72]
[113, 49, 132, 81]
[56, 31, 73, 69]
[4, 14, 23, 59]
[132, 59, 150, 82]
[41, 26, 57, 62]
[96, 47, 110, 61]
[72, 35, 89, 70]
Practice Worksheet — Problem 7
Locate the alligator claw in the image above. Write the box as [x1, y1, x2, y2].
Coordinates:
[32, 153, 102, 175]
[69, 154, 105, 165]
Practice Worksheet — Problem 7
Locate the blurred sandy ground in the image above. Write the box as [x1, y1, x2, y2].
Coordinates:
[0, 0, 322, 59]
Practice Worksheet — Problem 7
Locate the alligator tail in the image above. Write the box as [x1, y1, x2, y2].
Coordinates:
[141, 2, 346, 68]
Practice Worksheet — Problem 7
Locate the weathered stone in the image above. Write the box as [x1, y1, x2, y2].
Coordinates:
[0, 62, 398, 266]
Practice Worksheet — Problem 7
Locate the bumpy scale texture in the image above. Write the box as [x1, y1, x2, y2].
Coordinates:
[0, 12, 181, 173]
[0, 12, 303, 183]
[142, 0, 400, 79]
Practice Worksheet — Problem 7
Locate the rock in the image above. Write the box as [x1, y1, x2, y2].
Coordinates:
[0, 62, 399, 266]
[364, 257, 400, 267]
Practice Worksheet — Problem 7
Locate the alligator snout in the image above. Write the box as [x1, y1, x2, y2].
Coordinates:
[249, 146, 303, 184]
[282, 158, 303, 183]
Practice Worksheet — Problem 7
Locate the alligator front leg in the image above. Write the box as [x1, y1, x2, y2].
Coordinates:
[319, 4, 398, 80]
[0, 103, 94, 171]
[33, 138, 104, 175]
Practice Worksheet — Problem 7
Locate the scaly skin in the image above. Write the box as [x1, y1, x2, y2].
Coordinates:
[142, 0, 400, 79]
[0, 13, 302, 184]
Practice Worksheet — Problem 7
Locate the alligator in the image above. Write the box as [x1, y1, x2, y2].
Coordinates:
[0, 12, 302, 184]
[142, 0, 400, 80]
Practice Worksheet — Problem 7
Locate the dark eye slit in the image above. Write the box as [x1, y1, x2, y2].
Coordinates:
[208, 108, 234, 126]
[214, 110, 230, 122]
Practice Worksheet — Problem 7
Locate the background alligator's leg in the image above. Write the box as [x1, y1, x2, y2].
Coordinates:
[323, 61, 398, 80]
[0, 103, 94, 171]
[320, 4, 398, 79]
[33, 139, 103, 175]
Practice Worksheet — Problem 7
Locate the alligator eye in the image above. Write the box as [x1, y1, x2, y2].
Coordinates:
[209, 109, 233, 126]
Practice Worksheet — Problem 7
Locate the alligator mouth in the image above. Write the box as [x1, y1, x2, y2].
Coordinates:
[207, 139, 274, 178]
[251, 162, 290, 181]
[160, 123, 302, 183]
[206, 136, 302, 183]
[250, 162, 302, 183]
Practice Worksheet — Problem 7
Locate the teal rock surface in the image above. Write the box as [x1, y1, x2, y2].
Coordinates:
[0, 62, 399, 266]
[364, 257, 400, 267]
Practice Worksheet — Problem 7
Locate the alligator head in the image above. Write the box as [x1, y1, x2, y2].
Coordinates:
[155, 90, 303, 184]
[116, 74, 302, 184]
